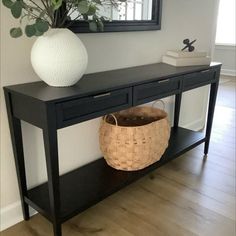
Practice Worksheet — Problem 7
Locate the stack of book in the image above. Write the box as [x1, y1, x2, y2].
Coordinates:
[162, 50, 211, 67]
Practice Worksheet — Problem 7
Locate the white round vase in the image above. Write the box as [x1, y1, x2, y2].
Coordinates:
[31, 28, 88, 87]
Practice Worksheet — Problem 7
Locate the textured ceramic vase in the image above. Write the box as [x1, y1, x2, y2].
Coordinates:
[31, 28, 88, 87]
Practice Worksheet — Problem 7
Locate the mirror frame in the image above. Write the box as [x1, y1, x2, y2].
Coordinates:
[67, 0, 162, 33]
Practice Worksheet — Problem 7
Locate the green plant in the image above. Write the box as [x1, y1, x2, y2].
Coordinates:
[2, 0, 124, 38]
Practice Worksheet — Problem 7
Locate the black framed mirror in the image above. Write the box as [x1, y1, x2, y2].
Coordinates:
[67, 0, 162, 33]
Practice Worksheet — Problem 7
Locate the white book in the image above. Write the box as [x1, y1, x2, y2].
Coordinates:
[166, 50, 207, 58]
[162, 55, 211, 67]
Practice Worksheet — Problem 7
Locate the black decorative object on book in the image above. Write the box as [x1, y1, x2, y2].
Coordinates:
[181, 39, 197, 52]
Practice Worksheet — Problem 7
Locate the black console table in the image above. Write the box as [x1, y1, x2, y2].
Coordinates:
[4, 62, 221, 236]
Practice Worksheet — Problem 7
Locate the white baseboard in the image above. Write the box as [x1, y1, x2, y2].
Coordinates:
[0, 201, 37, 231]
[221, 69, 236, 77]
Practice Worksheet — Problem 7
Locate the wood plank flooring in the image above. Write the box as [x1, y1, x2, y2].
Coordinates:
[1, 76, 235, 236]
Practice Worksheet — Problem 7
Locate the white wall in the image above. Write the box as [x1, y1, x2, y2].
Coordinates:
[0, 0, 219, 231]
[213, 45, 236, 76]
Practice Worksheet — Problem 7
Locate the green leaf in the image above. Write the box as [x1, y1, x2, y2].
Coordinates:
[87, 5, 96, 15]
[34, 30, 44, 36]
[2, 0, 14, 8]
[25, 24, 36, 37]
[52, 0, 62, 10]
[89, 21, 97, 32]
[77, 1, 89, 14]
[97, 20, 104, 31]
[10, 27, 22, 38]
[11, 1, 22, 18]
[35, 19, 49, 33]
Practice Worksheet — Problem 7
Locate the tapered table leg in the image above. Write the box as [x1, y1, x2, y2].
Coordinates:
[43, 104, 61, 236]
[4, 91, 30, 220]
[204, 81, 219, 155]
[174, 93, 182, 128]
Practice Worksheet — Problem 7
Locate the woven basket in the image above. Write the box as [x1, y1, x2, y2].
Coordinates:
[99, 101, 171, 171]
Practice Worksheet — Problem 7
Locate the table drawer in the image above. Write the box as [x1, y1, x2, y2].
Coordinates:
[183, 69, 216, 91]
[133, 77, 181, 105]
[56, 88, 132, 128]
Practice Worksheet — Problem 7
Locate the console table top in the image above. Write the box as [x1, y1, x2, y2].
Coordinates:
[5, 62, 221, 102]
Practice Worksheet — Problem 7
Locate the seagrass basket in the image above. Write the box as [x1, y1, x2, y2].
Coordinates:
[99, 101, 170, 171]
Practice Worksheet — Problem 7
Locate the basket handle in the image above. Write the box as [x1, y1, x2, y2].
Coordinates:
[152, 100, 165, 111]
[103, 114, 118, 126]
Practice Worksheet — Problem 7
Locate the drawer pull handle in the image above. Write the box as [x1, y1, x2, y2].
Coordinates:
[201, 69, 211, 73]
[158, 79, 170, 83]
[93, 92, 111, 98]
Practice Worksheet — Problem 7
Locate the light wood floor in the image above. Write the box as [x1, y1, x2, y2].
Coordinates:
[1, 76, 235, 236]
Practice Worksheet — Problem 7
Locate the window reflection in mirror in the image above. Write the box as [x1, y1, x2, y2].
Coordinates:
[69, 0, 153, 21]
[67, 0, 161, 33]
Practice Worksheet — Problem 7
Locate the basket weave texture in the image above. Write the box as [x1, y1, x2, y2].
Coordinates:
[99, 106, 170, 171]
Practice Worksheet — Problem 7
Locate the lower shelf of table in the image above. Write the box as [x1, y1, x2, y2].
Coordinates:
[25, 127, 206, 223]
